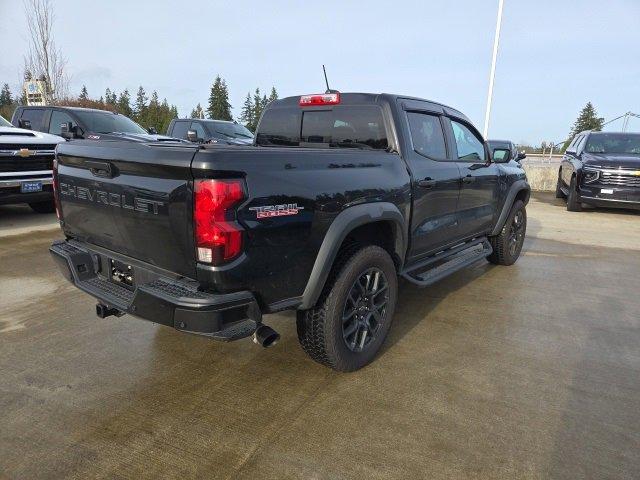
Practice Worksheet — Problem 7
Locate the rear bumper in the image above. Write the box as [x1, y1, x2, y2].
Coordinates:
[50, 240, 262, 340]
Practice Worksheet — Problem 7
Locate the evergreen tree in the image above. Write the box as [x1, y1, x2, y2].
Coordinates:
[190, 103, 205, 119]
[134, 86, 147, 122]
[105, 88, 117, 105]
[268, 86, 278, 103]
[117, 89, 132, 117]
[145, 91, 160, 130]
[79, 85, 88, 100]
[0, 84, 14, 120]
[240, 93, 254, 129]
[250, 88, 266, 131]
[0, 84, 11, 107]
[206, 76, 233, 120]
[564, 102, 605, 150]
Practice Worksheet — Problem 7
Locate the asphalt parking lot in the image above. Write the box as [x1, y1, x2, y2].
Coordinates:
[1, 193, 639, 480]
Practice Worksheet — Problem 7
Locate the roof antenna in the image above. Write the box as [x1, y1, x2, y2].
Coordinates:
[323, 65, 338, 94]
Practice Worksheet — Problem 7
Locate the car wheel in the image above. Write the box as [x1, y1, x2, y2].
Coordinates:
[488, 200, 527, 266]
[566, 176, 582, 212]
[296, 245, 398, 372]
[29, 200, 56, 214]
[555, 174, 566, 198]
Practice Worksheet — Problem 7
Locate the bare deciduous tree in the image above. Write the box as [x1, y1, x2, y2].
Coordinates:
[23, 0, 69, 103]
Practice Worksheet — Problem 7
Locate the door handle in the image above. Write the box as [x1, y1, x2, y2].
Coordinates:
[417, 178, 437, 188]
[85, 160, 114, 178]
[462, 175, 475, 184]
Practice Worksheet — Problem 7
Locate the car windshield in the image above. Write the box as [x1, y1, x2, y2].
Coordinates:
[585, 133, 640, 155]
[74, 110, 147, 135]
[0, 115, 12, 127]
[210, 122, 254, 139]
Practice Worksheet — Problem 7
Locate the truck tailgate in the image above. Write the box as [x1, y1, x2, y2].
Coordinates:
[56, 141, 198, 277]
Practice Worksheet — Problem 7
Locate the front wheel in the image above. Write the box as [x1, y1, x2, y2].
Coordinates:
[566, 176, 582, 212]
[29, 200, 56, 214]
[555, 174, 566, 198]
[296, 245, 398, 372]
[488, 200, 527, 266]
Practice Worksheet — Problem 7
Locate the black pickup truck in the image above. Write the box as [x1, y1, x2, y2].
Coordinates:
[50, 92, 530, 371]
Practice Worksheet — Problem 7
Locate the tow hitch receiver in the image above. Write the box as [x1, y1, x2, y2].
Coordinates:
[96, 303, 124, 319]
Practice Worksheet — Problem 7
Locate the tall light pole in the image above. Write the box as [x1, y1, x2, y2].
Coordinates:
[483, 0, 505, 139]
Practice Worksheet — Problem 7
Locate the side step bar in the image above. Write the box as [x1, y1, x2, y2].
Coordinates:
[401, 237, 493, 287]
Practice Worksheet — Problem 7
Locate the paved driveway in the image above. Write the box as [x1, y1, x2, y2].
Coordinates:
[1, 193, 639, 479]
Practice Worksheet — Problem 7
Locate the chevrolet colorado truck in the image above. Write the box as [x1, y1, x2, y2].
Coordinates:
[0, 114, 64, 212]
[556, 131, 640, 211]
[50, 92, 530, 371]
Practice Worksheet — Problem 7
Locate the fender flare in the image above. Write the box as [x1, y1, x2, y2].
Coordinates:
[490, 179, 531, 236]
[299, 202, 407, 310]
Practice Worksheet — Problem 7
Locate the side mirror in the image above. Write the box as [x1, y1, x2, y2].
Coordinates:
[19, 119, 32, 130]
[517, 151, 527, 161]
[147, 127, 158, 135]
[60, 122, 73, 140]
[492, 148, 510, 163]
[187, 130, 199, 143]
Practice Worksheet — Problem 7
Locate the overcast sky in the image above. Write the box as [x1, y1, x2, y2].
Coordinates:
[1, 0, 639, 144]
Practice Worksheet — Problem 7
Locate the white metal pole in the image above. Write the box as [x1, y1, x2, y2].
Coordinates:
[483, 0, 505, 139]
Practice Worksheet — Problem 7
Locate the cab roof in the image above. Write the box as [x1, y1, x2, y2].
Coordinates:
[273, 92, 470, 123]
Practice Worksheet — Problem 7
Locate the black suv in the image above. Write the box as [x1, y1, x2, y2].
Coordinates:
[167, 118, 254, 145]
[556, 131, 640, 211]
[12, 106, 181, 143]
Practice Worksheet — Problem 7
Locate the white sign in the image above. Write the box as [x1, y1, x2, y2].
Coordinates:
[23, 80, 47, 106]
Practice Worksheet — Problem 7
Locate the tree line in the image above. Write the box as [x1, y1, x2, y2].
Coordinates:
[0, 75, 279, 134]
[191, 75, 278, 132]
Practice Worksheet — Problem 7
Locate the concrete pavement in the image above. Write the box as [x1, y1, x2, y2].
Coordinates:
[1, 193, 639, 479]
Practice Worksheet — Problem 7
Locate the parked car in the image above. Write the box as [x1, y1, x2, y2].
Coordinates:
[167, 118, 254, 145]
[11, 106, 182, 143]
[0, 114, 64, 212]
[488, 139, 526, 163]
[50, 91, 530, 371]
[556, 131, 640, 211]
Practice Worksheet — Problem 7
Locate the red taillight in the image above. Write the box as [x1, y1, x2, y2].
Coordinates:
[299, 92, 340, 106]
[52, 158, 61, 220]
[194, 179, 245, 265]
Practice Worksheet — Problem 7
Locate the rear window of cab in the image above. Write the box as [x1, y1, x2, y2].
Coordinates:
[256, 105, 388, 150]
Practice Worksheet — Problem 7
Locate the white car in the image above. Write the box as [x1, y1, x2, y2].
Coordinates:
[0, 114, 64, 213]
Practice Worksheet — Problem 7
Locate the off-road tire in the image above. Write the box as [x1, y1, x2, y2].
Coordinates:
[296, 245, 398, 372]
[487, 200, 526, 266]
[555, 174, 566, 198]
[29, 200, 56, 214]
[566, 176, 582, 212]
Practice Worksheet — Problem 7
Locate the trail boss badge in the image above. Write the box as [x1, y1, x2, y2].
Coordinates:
[249, 203, 304, 219]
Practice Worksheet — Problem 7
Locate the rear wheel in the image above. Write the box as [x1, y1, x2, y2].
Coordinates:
[566, 176, 582, 212]
[488, 200, 526, 266]
[296, 245, 398, 371]
[29, 200, 55, 214]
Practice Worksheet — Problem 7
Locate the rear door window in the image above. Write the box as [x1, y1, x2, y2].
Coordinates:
[406, 112, 447, 159]
[20, 108, 45, 131]
[171, 121, 190, 139]
[49, 110, 76, 135]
